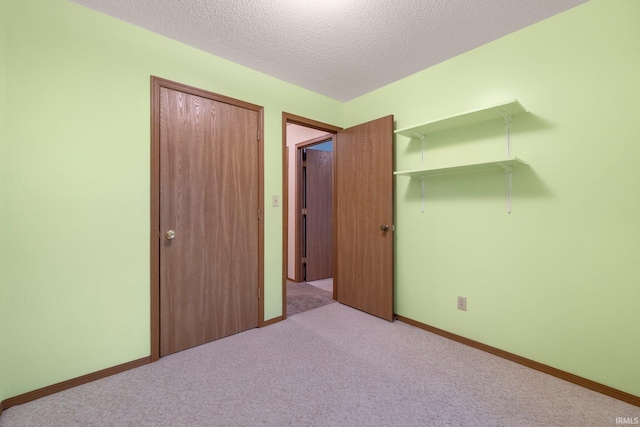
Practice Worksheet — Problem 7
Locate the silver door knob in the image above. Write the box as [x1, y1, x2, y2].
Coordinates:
[380, 224, 390, 232]
[165, 230, 176, 240]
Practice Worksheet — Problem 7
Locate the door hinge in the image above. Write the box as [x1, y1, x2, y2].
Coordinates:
[302, 257, 307, 264]
[257, 287, 261, 299]
[302, 208, 307, 215]
[257, 130, 260, 141]
[257, 208, 261, 219]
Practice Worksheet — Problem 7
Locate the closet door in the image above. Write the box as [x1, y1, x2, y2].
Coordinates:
[158, 83, 260, 356]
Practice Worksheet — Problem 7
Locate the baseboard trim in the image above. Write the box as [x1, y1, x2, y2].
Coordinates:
[3, 318, 637, 416]
[0, 315, 285, 416]
[396, 315, 640, 408]
[0, 356, 151, 413]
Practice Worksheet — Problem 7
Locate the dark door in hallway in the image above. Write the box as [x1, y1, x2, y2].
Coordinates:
[303, 148, 333, 282]
[335, 116, 394, 321]
[158, 83, 260, 356]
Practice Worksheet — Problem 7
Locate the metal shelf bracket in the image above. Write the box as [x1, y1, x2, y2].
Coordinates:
[420, 175, 425, 214]
[498, 109, 515, 213]
[498, 163, 513, 214]
[407, 132, 427, 168]
[498, 110, 513, 158]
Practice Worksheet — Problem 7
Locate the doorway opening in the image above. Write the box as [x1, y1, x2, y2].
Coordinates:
[281, 113, 395, 322]
[282, 114, 341, 318]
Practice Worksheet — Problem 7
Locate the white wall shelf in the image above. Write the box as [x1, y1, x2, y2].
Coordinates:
[395, 100, 526, 139]
[394, 100, 528, 213]
[394, 157, 528, 178]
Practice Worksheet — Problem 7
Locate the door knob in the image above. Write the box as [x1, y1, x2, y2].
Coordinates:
[380, 224, 390, 232]
[165, 230, 176, 240]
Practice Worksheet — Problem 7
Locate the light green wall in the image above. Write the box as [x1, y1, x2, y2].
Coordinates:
[3, 0, 639, 405]
[0, 0, 8, 403]
[345, 0, 640, 396]
[0, 0, 342, 400]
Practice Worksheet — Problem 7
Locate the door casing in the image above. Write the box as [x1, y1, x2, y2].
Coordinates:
[283, 114, 341, 318]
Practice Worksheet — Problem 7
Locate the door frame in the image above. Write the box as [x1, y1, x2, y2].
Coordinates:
[293, 134, 334, 283]
[282, 113, 341, 319]
[151, 76, 265, 361]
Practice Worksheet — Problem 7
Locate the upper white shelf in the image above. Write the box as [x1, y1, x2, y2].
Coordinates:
[395, 100, 527, 138]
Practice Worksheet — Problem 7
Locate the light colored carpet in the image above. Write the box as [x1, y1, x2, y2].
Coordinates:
[286, 280, 335, 316]
[1, 303, 638, 426]
[306, 278, 333, 293]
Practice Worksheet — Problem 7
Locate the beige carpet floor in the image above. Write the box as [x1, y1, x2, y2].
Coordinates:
[286, 280, 335, 316]
[306, 278, 333, 293]
[1, 303, 638, 426]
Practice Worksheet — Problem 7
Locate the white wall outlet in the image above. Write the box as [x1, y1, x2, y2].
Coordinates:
[457, 296, 467, 311]
[272, 195, 280, 207]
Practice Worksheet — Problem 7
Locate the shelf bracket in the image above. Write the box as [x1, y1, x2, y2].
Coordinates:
[407, 132, 427, 168]
[498, 163, 513, 214]
[420, 175, 425, 214]
[498, 110, 513, 158]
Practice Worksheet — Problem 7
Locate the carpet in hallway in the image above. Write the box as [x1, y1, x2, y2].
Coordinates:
[286, 280, 335, 316]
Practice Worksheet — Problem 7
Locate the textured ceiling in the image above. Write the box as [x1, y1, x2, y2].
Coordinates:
[70, 0, 589, 101]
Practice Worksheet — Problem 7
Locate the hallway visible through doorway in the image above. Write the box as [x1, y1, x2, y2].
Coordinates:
[286, 279, 335, 316]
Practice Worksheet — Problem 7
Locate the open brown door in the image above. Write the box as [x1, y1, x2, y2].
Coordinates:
[156, 80, 261, 357]
[334, 115, 394, 321]
[304, 148, 333, 281]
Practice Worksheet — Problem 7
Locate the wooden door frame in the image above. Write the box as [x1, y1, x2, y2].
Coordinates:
[293, 134, 334, 283]
[282, 113, 341, 319]
[151, 76, 265, 362]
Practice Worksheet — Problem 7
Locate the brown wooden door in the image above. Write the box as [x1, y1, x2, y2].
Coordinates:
[159, 86, 259, 356]
[304, 148, 333, 281]
[335, 116, 394, 321]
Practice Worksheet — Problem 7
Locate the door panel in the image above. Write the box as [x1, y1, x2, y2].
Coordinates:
[335, 116, 394, 321]
[159, 87, 259, 356]
[304, 148, 333, 281]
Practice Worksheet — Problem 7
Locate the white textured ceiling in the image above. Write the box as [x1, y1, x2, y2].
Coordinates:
[70, 0, 589, 101]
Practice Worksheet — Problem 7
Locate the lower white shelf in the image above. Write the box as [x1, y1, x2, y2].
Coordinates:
[394, 157, 528, 214]
[394, 157, 527, 178]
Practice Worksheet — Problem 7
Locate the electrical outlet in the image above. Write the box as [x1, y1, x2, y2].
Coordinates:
[457, 296, 467, 311]
[271, 195, 280, 207]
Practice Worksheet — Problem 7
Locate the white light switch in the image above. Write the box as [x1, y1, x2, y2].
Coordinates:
[272, 195, 280, 207]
